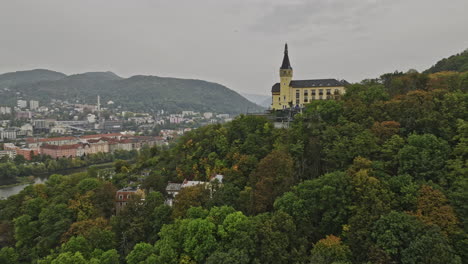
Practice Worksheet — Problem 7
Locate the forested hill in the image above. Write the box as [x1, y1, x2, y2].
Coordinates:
[0, 69, 67, 87]
[0, 70, 264, 114]
[424, 49, 468, 73]
[0, 69, 466, 263]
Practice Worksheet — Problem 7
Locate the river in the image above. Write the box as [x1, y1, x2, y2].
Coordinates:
[0, 176, 48, 199]
[0, 162, 116, 199]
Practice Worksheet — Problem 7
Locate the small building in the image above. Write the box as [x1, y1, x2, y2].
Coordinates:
[0, 150, 16, 159]
[17, 100, 27, 109]
[165, 183, 182, 206]
[115, 186, 145, 214]
[164, 175, 224, 206]
[29, 100, 39, 110]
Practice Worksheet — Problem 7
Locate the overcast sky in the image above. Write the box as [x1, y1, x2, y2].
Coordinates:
[1, 0, 468, 95]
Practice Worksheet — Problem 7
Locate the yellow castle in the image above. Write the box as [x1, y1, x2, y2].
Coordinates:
[271, 44, 347, 110]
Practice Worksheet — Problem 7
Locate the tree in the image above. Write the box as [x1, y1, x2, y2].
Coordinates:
[371, 211, 424, 262]
[206, 249, 250, 264]
[61, 235, 92, 259]
[253, 211, 303, 264]
[310, 235, 351, 264]
[126, 243, 156, 264]
[172, 185, 210, 219]
[217, 212, 255, 258]
[50, 252, 87, 264]
[183, 218, 217, 263]
[274, 171, 351, 241]
[398, 134, 450, 184]
[250, 149, 295, 214]
[0, 247, 18, 264]
[412, 185, 459, 236]
[401, 227, 462, 264]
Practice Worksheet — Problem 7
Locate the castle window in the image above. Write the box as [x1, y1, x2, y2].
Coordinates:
[319, 89, 323, 95]
[296, 90, 300, 98]
[311, 90, 316, 95]
[312, 95, 316, 100]
[304, 90, 308, 96]
[319, 95, 323, 100]
[334, 89, 340, 95]
[326, 89, 331, 95]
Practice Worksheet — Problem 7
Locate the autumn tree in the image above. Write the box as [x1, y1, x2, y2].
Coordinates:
[249, 149, 295, 214]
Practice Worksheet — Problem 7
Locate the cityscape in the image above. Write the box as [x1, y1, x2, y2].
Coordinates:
[0, 1, 466, 263]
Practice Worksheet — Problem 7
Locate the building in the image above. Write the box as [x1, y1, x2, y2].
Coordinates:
[0, 106, 12, 115]
[102, 120, 123, 132]
[27, 136, 78, 148]
[271, 44, 348, 110]
[203, 112, 213, 119]
[19, 123, 33, 137]
[29, 100, 39, 110]
[0, 128, 18, 140]
[17, 100, 27, 108]
[115, 187, 145, 214]
[15, 111, 32, 119]
[164, 175, 223, 206]
[165, 183, 182, 206]
[83, 139, 109, 155]
[40, 144, 81, 158]
[0, 150, 16, 159]
[50, 125, 69, 134]
[16, 148, 39, 160]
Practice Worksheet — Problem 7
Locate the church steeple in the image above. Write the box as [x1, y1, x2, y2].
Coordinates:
[280, 43, 292, 70]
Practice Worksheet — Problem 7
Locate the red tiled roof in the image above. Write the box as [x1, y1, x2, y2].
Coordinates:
[40, 144, 81, 150]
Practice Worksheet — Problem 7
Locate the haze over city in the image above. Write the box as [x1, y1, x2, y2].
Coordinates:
[1, 0, 468, 95]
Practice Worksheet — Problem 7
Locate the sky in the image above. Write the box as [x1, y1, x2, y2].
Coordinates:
[1, 0, 468, 96]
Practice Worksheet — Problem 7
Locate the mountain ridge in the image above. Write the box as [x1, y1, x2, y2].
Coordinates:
[0, 69, 264, 114]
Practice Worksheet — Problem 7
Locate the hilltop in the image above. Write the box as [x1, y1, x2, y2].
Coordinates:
[424, 49, 468, 73]
[0, 70, 264, 114]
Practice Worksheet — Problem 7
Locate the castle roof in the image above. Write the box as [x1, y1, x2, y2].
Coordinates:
[271, 79, 346, 93]
[280, 43, 292, 70]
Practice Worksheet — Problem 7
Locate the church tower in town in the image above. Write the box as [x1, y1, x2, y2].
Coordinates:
[279, 43, 293, 107]
[271, 44, 347, 110]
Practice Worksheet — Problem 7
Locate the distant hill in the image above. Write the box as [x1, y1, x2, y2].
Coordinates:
[0, 69, 66, 88]
[424, 49, 468, 73]
[0, 70, 264, 114]
[241, 93, 271, 108]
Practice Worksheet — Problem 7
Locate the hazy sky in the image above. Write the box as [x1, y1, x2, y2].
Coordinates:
[1, 0, 468, 95]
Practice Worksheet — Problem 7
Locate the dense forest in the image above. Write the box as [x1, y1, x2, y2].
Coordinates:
[0, 69, 467, 263]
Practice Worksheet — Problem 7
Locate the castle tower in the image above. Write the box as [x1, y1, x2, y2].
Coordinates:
[280, 43, 293, 107]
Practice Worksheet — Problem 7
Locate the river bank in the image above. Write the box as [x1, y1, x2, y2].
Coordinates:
[0, 161, 117, 199]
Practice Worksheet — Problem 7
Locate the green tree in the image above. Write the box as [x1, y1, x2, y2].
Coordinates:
[0, 247, 18, 264]
[126, 243, 156, 264]
[398, 134, 450, 184]
[401, 228, 462, 264]
[310, 235, 351, 264]
[50, 252, 87, 264]
[371, 211, 424, 262]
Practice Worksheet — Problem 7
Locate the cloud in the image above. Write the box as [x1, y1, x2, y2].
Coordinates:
[249, 0, 399, 37]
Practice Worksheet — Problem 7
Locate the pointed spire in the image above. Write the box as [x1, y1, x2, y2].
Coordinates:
[280, 43, 292, 69]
